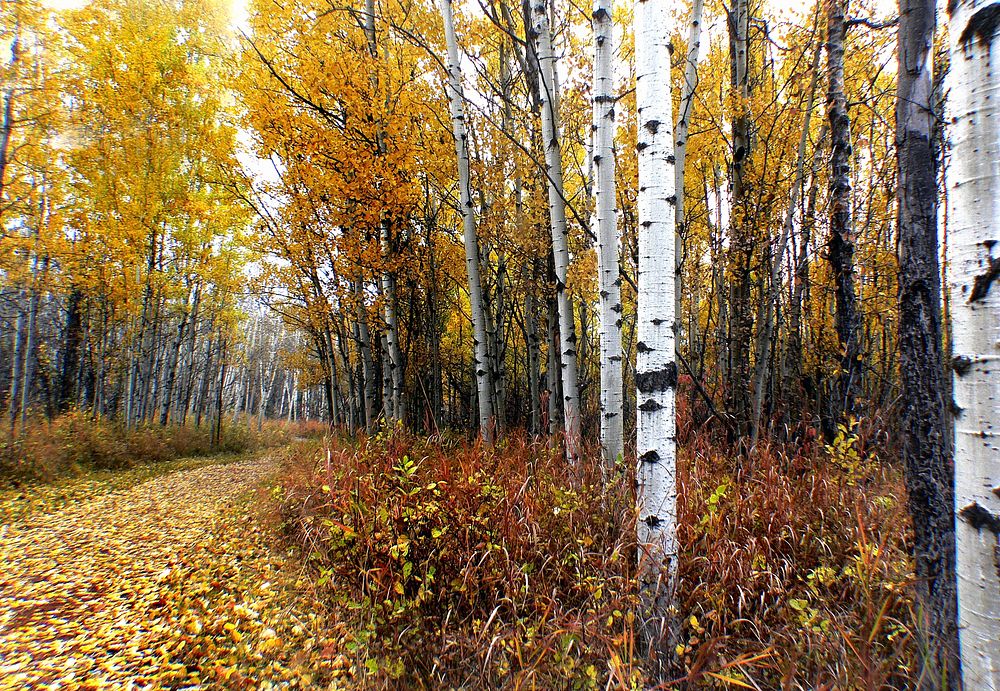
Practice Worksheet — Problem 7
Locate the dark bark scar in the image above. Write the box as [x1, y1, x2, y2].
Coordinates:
[959, 4, 1000, 49]
[636, 363, 678, 393]
[959, 501, 1000, 534]
[969, 251, 1000, 303]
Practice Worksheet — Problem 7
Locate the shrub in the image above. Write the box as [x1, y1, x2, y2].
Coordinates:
[278, 429, 640, 689]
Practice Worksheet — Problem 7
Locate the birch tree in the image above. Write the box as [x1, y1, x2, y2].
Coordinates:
[440, 0, 495, 442]
[948, 0, 1000, 685]
[530, 0, 582, 461]
[635, 0, 677, 658]
[592, 0, 622, 466]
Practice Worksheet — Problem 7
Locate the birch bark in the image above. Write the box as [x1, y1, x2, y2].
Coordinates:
[947, 1, 1000, 685]
[440, 0, 495, 442]
[531, 0, 582, 461]
[381, 223, 404, 423]
[592, 0, 623, 466]
[673, 0, 703, 325]
[635, 0, 677, 657]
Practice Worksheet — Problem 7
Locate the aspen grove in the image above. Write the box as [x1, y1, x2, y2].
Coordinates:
[1, 0, 999, 685]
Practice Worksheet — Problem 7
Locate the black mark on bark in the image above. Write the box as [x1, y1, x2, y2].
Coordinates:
[636, 363, 677, 393]
[960, 4, 1000, 48]
[959, 501, 1000, 534]
[969, 256, 1000, 303]
[953, 355, 973, 376]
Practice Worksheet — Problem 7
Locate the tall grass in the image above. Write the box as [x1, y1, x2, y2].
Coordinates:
[276, 423, 917, 689]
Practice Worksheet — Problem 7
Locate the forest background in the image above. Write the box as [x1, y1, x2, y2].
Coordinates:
[1, 0, 995, 685]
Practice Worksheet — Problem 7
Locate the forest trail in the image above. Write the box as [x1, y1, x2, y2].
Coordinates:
[0, 449, 330, 689]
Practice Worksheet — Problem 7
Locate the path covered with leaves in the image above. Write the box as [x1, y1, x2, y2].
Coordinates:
[0, 449, 337, 689]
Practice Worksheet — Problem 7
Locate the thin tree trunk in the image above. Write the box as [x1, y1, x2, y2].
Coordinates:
[673, 0, 704, 329]
[0, 24, 20, 216]
[947, 1, 1000, 685]
[159, 293, 192, 426]
[355, 280, 377, 427]
[440, 0, 495, 442]
[785, 126, 827, 396]
[530, 0, 582, 462]
[380, 224, 404, 424]
[20, 255, 44, 428]
[826, 0, 863, 434]
[58, 289, 84, 414]
[7, 301, 25, 433]
[750, 42, 820, 447]
[593, 0, 624, 467]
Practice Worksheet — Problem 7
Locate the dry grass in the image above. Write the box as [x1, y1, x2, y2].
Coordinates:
[275, 421, 917, 689]
[0, 412, 326, 487]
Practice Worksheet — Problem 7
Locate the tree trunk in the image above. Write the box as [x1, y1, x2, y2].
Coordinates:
[58, 289, 84, 414]
[785, 125, 826, 399]
[530, 0, 582, 462]
[635, 0, 678, 665]
[947, 1, 1000, 685]
[20, 255, 44, 428]
[750, 43, 820, 447]
[593, 0, 624, 468]
[355, 280, 377, 427]
[159, 293, 192, 426]
[726, 0, 752, 434]
[673, 0, 704, 332]
[440, 0, 495, 443]
[7, 300, 25, 433]
[897, 0, 960, 684]
[826, 0, 863, 434]
[381, 223, 404, 423]
[0, 25, 20, 216]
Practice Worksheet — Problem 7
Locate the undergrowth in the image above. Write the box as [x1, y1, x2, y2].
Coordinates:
[0, 412, 327, 487]
[276, 424, 917, 689]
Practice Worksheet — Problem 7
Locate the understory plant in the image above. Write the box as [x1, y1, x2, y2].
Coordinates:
[278, 421, 918, 689]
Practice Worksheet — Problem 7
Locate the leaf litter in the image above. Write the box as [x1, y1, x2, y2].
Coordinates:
[0, 449, 339, 689]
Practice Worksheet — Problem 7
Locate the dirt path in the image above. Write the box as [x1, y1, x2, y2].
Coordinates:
[0, 450, 331, 689]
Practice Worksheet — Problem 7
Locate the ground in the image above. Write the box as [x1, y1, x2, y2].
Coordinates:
[0, 448, 338, 690]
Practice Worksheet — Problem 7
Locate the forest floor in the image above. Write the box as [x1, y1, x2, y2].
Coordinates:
[0, 446, 338, 690]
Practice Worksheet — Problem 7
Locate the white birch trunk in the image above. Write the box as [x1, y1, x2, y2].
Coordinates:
[635, 0, 677, 653]
[592, 0, 623, 467]
[439, 0, 495, 442]
[380, 226, 404, 423]
[948, 2, 1000, 685]
[531, 0, 582, 462]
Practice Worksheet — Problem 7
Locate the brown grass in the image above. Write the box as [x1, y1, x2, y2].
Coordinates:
[275, 421, 917, 689]
[0, 411, 325, 486]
